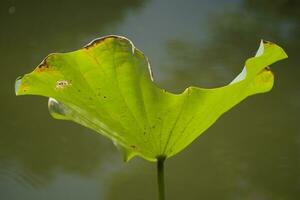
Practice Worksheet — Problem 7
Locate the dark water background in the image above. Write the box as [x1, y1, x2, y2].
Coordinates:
[0, 0, 299, 199]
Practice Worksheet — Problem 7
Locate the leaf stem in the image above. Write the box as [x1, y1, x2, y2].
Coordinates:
[157, 156, 166, 200]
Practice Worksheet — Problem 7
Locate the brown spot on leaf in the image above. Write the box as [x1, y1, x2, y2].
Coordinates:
[263, 40, 274, 45]
[55, 80, 72, 90]
[21, 84, 29, 93]
[35, 60, 49, 72]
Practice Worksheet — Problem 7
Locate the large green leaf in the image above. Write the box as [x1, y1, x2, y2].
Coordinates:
[15, 36, 287, 162]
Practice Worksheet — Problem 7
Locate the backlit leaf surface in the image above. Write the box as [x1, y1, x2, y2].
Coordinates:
[15, 36, 287, 161]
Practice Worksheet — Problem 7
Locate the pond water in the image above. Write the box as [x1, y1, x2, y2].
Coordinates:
[0, 0, 299, 199]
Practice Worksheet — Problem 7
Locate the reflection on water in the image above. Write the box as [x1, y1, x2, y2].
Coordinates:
[0, 0, 299, 199]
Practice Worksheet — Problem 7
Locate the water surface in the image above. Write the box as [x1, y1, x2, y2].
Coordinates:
[0, 0, 299, 199]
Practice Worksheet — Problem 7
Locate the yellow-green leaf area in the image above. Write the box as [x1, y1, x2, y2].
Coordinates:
[15, 36, 287, 162]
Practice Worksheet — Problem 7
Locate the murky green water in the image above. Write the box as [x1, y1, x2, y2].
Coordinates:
[1, 0, 299, 199]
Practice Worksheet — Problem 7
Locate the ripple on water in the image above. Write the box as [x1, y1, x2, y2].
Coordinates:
[0, 160, 45, 189]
